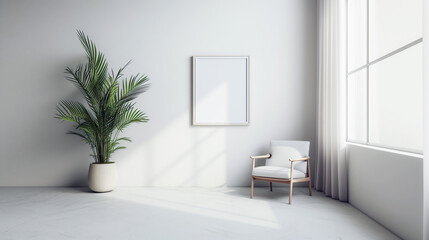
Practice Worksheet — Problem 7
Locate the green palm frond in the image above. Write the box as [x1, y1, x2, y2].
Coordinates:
[56, 100, 95, 122]
[56, 30, 149, 163]
[117, 74, 150, 104]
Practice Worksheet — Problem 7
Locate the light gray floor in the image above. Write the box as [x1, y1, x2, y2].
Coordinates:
[0, 187, 399, 240]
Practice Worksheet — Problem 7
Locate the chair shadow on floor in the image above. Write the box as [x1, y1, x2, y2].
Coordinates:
[223, 186, 316, 203]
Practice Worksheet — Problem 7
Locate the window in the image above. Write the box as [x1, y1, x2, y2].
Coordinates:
[347, 0, 423, 153]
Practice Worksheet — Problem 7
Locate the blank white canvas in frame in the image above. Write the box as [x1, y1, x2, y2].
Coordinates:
[193, 56, 249, 125]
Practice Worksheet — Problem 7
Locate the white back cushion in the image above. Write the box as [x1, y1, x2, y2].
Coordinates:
[266, 141, 310, 173]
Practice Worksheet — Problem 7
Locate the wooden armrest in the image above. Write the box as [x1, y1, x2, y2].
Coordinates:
[250, 153, 271, 159]
[289, 156, 310, 162]
[251, 153, 271, 169]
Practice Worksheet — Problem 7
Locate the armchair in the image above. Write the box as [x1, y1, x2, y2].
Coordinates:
[250, 140, 312, 204]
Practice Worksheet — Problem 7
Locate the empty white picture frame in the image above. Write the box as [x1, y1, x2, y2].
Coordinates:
[193, 56, 249, 125]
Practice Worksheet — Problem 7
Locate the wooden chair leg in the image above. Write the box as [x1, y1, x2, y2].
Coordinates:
[289, 162, 294, 205]
[308, 180, 312, 196]
[270, 182, 273, 192]
[250, 177, 254, 199]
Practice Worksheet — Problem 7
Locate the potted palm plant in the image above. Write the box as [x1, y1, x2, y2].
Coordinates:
[56, 31, 149, 192]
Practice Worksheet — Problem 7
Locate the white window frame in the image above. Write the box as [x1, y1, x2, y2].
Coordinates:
[346, 0, 423, 154]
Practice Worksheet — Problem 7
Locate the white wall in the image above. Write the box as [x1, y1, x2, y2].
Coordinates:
[348, 144, 423, 240]
[0, 0, 317, 187]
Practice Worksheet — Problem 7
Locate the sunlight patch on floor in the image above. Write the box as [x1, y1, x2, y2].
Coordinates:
[108, 188, 281, 229]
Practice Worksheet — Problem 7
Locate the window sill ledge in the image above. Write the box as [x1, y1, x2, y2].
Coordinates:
[346, 142, 423, 158]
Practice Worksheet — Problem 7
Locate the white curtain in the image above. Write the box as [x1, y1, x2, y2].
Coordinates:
[315, 0, 348, 201]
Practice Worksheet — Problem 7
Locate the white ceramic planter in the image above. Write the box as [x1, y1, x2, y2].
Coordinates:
[88, 162, 118, 192]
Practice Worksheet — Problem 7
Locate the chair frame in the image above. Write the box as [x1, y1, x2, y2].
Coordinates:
[250, 153, 312, 204]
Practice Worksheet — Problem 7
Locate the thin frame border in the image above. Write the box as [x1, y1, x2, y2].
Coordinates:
[192, 56, 250, 126]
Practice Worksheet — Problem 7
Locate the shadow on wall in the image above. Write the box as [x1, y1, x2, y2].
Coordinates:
[0, 53, 93, 186]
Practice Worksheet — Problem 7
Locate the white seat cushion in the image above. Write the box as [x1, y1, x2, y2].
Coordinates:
[252, 166, 306, 179]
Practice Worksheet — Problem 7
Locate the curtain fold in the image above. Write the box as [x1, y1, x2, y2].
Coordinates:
[315, 0, 348, 202]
